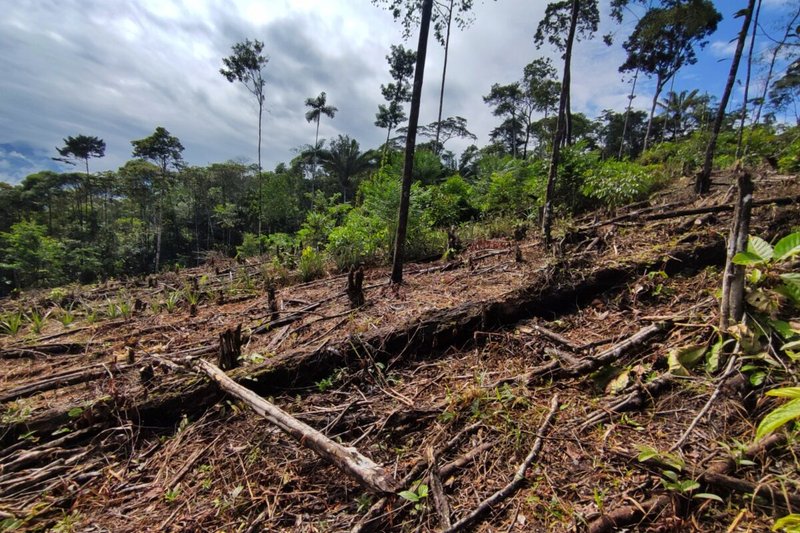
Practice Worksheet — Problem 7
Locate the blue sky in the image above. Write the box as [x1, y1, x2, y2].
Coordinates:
[0, 0, 795, 184]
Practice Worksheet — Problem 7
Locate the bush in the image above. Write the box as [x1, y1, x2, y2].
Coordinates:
[327, 211, 387, 270]
[427, 175, 479, 228]
[297, 246, 326, 281]
[581, 160, 655, 208]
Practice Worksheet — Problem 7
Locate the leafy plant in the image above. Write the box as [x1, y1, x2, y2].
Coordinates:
[58, 305, 75, 327]
[27, 309, 49, 334]
[755, 387, 800, 441]
[165, 290, 183, 313]
[398, 480, 429, 514]
[298, 246, 326, 282]
[51, 511, 82, 533]
[0, 310, 23, 336]
[581, 160, 655, 208]
[773, 513, 800, 532]
[164, 487, 180, 503]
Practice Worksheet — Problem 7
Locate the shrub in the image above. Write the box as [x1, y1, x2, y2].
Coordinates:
[581, 160, 655, 208]
[427, 175, 479, 228]
[298, 246, 326, 281]
[327, 211, 387, 270]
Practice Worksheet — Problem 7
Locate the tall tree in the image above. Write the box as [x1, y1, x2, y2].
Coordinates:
[131, 126, 184, 271]
[657, 89, 704, 140]
[521, 58, 561, 157]
[696, 1, 757, 195]
[753, 7, 800, 125]
[619, 0, 721, 151]
[484, 83, 524, 158]
[304, 91, 338, 184]
[535, 0, 600, 247]
[53, 135, 106, 176]
[374, 0, 434, 284]
[220, 39, 269, 237]
[375, 45, 417, 150]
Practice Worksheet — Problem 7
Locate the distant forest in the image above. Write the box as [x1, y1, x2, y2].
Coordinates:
[1, 0, 798, 295]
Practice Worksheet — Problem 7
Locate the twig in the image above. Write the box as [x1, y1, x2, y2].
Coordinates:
[443, 394, 560, 532]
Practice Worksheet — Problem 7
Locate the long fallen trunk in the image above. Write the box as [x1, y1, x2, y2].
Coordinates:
[191, 358, 397, 494]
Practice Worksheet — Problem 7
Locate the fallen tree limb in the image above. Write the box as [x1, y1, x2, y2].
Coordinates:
[0, 362, 133, 404]
[443, 394, 560, 533]
[578, 374, 674, 432]
[191, 358, 397, 494]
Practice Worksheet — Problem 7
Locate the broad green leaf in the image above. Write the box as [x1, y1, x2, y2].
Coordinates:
[773, 232, 800, 261]
[747, 236, 774, 262]
[398, 490, 419, 502]
[417, 484, 429, 499]
[705, 336, 725, 374]
[678, 480, 700, 492]
[766, 387, 800, 399]
[749, 371, 766, 387]
[770, 320, 798, 340]
[772, 513, 800, 532]
[747, 268, 763, 285]
[779, 274, 800, 306]
[755, 398, 800, 440]
[67, 407, 84, 418]
[693, 492, 723, 503]
[732, 251, 765, 266]
[636, 445, 659, 462]
[668, 344, 706, 376]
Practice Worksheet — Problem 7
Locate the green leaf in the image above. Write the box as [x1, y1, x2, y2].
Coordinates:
[732, 251, 765, 266]
[705, 336, 728, 374]
[779, 274, 800, 306]
[398, 490, 420, 502]
[755, 398, 800, 440]
[67, 407, 84, 418]
[770, 320, 798, 340]
[773, 232, 800, 261]
[667, 344, 707, 376]
[417, 484, 429, 499]
[772, 513, 800, 532]
[678, 480, 700, 492]
[606, 370, 630, 395]
[693, 492, 723, 503]
[766, 387, 800, 399]
[748, 236, 774, 262]
[749, 371, 766, 387]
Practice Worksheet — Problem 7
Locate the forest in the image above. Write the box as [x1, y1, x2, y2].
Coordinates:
[1, 0, 800, 531]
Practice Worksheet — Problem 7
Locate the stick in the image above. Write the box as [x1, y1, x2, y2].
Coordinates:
[426, 447, 451, 529]
[191, 358, 397, 494]
[443, 394, 560, 533]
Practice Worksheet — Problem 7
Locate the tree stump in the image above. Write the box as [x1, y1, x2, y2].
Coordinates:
[720, 168, 754, 331]
[513, 223, 527, 263]
[267, 285, 279, 321]
[347, 266, 365, 309]
[446, 227, 462, 259]
[218, 324, 242, 370]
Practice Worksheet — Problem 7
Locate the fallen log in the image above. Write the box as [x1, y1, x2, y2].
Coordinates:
[191, 357, 397, 494]
[0, 362, 133, 404]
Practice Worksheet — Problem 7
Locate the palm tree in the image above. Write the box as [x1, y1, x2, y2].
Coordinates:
[657, 89, 702, 140]
[318, 135, 375, 202]
[305, 92, 338, 180]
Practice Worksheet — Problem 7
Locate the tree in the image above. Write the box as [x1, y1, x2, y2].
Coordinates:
[657, 89, 704, 140]
[131, 126, 185, 271]
[535, 0, 600, 247]
[696, 1, 757, 194]
[753, 6, 800, 124]
[619, 0, 721, 151]
[377, 0, 434, 284]
[408, 115, 477, 153]
[304, 92, 338, 181]
[484, 83, 524, 158]
[375, 45, 416, 150]
[318, 135, 376, 202]
[220, 39, 269, 236]
[53, 135, 106, 176]
[373, 0, 481, 150]
[521, 58, 561, 156]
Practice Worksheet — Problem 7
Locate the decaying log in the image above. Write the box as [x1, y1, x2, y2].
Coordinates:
[191, 358, 397, 494]
[347, 266, 365, 309]
[0, 362, 133, 404]
[217, 324, 242, 370]
[588, 495, 673, 533]
[443, 394, 560, 533]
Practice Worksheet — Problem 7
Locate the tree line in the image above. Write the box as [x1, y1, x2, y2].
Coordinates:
[0, 0, 797, 294]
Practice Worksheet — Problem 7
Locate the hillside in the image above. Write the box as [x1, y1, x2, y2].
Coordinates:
[1, 171, 799, 532]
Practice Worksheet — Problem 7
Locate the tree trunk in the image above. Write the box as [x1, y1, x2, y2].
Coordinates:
[643, 79, 663, 153]
[542, 0, 578, 248]
[753, 8, 799, 125]
[257, 100, 264, 239]
[434, 0, 454, 152]
[737, 0, 762, 159]
[696, 0, 756, 195]
[719, 169, 754, 331]
[619, 69, 639, 159]
[391, 0, 433, 285]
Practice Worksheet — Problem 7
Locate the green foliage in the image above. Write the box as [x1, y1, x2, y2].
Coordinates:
[581, 160, 656, 208]
[773, 514, 800, 532]
[327, 211, 387, 270]
[755, 386, 800, 440]
[0, 220, 66, 290]
[298, 246, 326, 282]
[0, 310, 23, 336]
[426, 175, 479, 227]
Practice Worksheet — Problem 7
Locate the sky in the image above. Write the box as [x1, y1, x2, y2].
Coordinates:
[0, 0, 796, 184]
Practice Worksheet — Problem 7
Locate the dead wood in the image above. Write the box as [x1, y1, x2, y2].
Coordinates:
[528, 321, 671, 382]
[0, 362, 133, 404]
[426, 447, 452, 529]
[579, 374, 674, 432]
[443, 394, 560, 533]
[635, 194, 797, 223]
[217, 324, 242, 370]
[438, 441, 494, 480]
[720, 170, 754, 330]
[524, 322, 581, 351]
[347, 266, 366, 309]
[191, 357, 397, 494]
[590, 433, 789, 532]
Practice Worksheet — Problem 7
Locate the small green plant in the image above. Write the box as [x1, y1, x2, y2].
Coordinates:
[51, 511, 82, 533]
[316, 376, 334, 392]
[398, 480, 429, 514]
[637, 445, 722, 501]
[355, 493, 373, 514]
[773, 513, 800, 532]
[298, 246, 326, 282]
[27, 309, 49, 334]
[164, 487, 180, 503]
[755, 387, 800, 441]
[84, 306, 98, 324]
[0, 310, 23, 336]
[149, 299, 161, 314]
[165, 290, 183, 313]
[58, 305, 75, 327]
[106, 300, 120, 319]
[118, 299, 132, 319]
